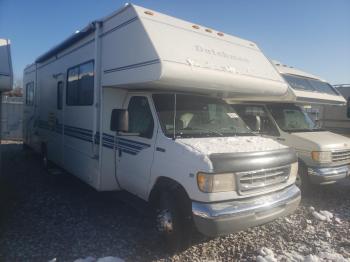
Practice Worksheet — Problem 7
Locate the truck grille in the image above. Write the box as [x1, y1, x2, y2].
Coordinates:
[332, 150, 350, 163]
[238, 165, 291, 195]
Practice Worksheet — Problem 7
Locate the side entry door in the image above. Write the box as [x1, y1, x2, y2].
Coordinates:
[116, 95, 157, 199]
[47, 76, 64, 166]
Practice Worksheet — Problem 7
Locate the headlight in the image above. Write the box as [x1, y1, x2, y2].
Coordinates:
[197, 172, 236, 193]
[311, 151, 332, 163]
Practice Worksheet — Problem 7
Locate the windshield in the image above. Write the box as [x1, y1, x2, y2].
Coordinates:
[267, 104, 323, 132]
[152, 94, 252, 138]
[283, 74, 338, 95]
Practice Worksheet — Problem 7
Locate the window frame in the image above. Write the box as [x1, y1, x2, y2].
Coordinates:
[66, 60, 94, 106]
[127, 96, 155, 139]
[25, 81, 34, 106]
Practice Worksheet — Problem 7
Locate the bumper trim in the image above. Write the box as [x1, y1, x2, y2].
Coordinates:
[308, 165, 349, 184]
[192, 185, 300, 236]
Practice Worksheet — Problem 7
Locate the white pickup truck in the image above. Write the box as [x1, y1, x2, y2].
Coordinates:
[232, 63, 350, 189]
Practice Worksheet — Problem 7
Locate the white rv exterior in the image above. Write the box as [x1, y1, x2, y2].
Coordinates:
[23, 4, 300, 248]
[232, 63, 350, 188]
[317, 84, 350, 136]
[0, 39, 13, 93]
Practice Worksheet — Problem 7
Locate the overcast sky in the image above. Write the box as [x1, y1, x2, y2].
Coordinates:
[1, 0, 349, 85]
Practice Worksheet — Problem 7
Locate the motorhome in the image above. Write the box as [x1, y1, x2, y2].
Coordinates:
[232, 62, 350, 189]
[316, 84, 350, 136]
[23, 4, 300, 250]
[0, 39, 13, 93]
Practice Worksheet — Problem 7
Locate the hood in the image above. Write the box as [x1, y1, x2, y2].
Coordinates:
[292, 131, 350, 151]
[177, 136, 287, 155]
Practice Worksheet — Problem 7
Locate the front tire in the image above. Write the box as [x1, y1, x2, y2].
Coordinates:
[156, 188, 192, 253]
[296, 163, 312, 192]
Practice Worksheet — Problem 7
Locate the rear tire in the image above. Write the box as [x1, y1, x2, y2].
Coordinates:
[41, 143, 52, 170]
[156, 188, 192, 253]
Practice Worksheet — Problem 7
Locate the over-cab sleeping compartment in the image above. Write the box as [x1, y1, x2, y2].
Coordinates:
[274, 62, 346, 105]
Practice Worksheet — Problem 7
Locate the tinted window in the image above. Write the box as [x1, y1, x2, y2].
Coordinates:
[67, 61, 94, 105]
[308, 79, 338, 95]
[283, 74, 338, 95]
[283, 75, 315, 92]
[57, 81, 63, 110]
[128, 96, 154, 139]
[25, 82, 34, 106]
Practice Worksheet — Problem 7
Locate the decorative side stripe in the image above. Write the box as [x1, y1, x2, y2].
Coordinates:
[104, 59, 160, 74]
[37, 120, 150, 155]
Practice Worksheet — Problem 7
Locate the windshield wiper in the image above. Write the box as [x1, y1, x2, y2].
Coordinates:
[184, 127, 224, 136]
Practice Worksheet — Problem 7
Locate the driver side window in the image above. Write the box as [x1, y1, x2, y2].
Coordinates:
[128, 96, 154, 139]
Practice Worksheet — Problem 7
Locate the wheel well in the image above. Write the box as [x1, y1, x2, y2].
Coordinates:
[148, 177, 190, 210]
[298, 159, 307, 170]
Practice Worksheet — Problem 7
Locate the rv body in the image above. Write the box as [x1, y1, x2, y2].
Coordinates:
[316, 84, 350, 136]
[23, 4, 300, 242]
[232, 63, 350, 187]
[0, 39, 13, 92]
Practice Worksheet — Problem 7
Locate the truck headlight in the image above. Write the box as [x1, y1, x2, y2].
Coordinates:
[311, 151, 332, 163]
[197, 172, 236, 193]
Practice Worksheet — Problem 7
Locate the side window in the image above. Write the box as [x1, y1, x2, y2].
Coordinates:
[66, 61, 94, 106]
[128, 96, 154, 139]
[25, 82, 34, 106]
[57, 81, 63, 110]
[347, 97, 350, 118]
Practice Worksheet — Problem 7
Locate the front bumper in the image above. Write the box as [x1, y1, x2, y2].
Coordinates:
[192, 185, 300, 236]
[308, 165, 349, 185]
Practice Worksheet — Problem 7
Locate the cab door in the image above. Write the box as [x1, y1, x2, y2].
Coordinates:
[116, 95, 157, 199]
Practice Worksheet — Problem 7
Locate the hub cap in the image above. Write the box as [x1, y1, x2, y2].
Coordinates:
[157, 209, 174, 234]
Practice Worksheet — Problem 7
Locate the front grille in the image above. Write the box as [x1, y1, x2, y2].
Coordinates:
[238, 165, 291, 195]
[332, 150, 350, 163]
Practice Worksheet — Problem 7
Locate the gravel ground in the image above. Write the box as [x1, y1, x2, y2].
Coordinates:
[0, 141, 349, 262]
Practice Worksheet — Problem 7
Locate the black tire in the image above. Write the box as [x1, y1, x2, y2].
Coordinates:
[156, 188, 192, 253]
[41, 143, 51, 170]
[296, 163, 313, 192]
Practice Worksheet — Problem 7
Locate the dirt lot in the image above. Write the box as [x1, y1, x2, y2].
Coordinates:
[0, 141, 349, 262]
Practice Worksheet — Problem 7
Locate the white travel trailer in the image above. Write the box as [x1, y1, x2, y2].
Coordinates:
[0, 39, 13, 93]
[316, 84, 350, 136]
[23, 4, 300, 250]
[232, 62, 350, 189]
[0, 38, 13, 150]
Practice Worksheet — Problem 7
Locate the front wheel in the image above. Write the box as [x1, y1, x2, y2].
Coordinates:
[156, 189, 192, 253]
[296, 163, 313, 192]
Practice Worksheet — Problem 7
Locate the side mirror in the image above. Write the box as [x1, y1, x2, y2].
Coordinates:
[110, 109, 129, 132]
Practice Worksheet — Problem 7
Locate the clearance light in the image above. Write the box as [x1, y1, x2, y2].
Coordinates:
[217, 32, 224, 37]
[205, 29, 212, 33]
[144, 11, 154, 16]
[192, 25, 200, 29]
